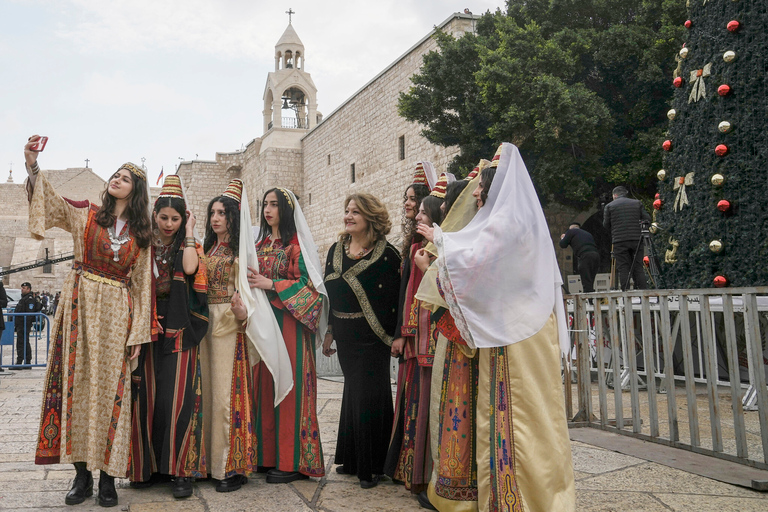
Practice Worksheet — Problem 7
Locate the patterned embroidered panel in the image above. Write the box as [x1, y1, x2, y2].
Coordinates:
[434, 339, 479, 502]
[83, 205, 142, 275]
[391, 360, 421, 488]
[257, 238, 323, 333]
[204, 243, 235, 305]
[488, 348, 523, 511]
[224, 332, 258, 477]
[153, 246, 173, 298]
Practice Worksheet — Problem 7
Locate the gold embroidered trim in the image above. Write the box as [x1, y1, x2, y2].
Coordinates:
[76, 268, 127, 288]
[332, 309, 365, 319]
[327, 239, 393, 346]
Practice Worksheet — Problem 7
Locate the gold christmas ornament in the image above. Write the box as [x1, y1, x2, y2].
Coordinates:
[679, 47, 689, 59]
[667, 109, 677, 121]
[709, 240, 723, 253]
[673, 172, 695, 211]
[723, 50, 736, 63]
[718, 121, 732, 133]
[665, 238, 679, 264]
[688, 63, 712, 104]
[657, 169, 667, 181]
[711, 174, 725, 186]
[649, 222, 659, 234]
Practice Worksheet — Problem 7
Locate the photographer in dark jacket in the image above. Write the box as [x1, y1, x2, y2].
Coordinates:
[560, 223, 600, 292]
[14, 282, 42, 368]
[0, 282, 6, 372]
[603, 187, 651, 290]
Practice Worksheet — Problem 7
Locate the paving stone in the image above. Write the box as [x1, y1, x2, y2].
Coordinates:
[576, 490, 670, 512]
[571, 444, 645, 474]
[654, 493, 768, 512]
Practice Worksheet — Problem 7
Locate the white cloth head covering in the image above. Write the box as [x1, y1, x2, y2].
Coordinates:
[286, 189, 330, 343]
[432, 143, 569, 356]
[236, 187, 294, 406]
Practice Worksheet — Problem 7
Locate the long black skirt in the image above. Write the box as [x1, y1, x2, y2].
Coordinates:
[333, 317, 394, 482]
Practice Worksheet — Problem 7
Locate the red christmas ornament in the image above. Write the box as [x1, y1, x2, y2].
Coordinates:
[715, 144, 729, 156]
[643, 256, 650, 266]
[727, 20, 740, 32]
[684, 20, 692, 29]
[653, 198, 663, 210]
[673, 76, 684, 88]
[713, 275, 728, 288]
[662, 140, 673, 151]
[655, 193, 660, 199]
[718, 84, 731, 96]
[717, 199, 731, 212]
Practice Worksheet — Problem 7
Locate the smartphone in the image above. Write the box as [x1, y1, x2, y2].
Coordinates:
[30, 136, 48, 152]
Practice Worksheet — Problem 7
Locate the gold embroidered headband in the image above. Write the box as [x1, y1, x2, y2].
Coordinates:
[276, 188, 294, 210]
[118, 162, 146, 180]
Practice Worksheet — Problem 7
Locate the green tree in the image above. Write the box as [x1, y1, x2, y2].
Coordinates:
[398, 0, 685, 208]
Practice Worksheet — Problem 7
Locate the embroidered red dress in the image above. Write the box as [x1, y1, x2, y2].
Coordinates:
[31, 172, 152, 476]
[253, 235, 325, 477]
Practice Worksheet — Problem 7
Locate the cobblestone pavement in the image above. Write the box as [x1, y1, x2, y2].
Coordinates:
[1, 369, 767, 511]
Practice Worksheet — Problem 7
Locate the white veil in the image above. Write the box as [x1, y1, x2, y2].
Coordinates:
[433, 143, 569, 356]
[420, 161, 438, 191]
[236, 187, 294, 406]
[286, 189, 330, 342]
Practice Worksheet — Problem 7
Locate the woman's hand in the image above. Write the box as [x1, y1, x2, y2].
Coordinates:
[129, 344, 141, 361]
[416, 223, 435, 243]
[391, 337, 406, 357]
[247, 265, 273, 290]
[322, 332, 336, 357]
[24, 135, 41, 168]
[185, 210, 197, 236]
[230, 291, 247, 321]
[414, 248, 433, 273]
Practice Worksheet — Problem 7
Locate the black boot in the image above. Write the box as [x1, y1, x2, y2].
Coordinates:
[97, 471, 118, 507]
[172, 477, 193, 499]
[65, 462, 93, 505]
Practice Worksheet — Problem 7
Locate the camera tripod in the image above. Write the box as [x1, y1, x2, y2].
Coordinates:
[610, 221, 663, 290]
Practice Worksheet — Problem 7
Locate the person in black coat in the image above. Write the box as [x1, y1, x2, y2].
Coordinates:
[560, 223, 600, 292]
[0, 281, 7, 371]
[14, 282, 42, 367]
[603, 187, 651, 290]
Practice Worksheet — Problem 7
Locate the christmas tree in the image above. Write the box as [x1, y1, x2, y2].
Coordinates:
[655, 0, 768, 288]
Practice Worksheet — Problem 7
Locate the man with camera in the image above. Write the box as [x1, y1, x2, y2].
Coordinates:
[14, 282, 42, 368]
[603, 186, 651, 290]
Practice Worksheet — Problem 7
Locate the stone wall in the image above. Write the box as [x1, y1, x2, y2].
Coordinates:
[301, 15, 475, 258]
[0, 168, 105, 292]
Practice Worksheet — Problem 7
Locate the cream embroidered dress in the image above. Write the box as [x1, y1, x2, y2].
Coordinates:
[32, 172, 152, 476]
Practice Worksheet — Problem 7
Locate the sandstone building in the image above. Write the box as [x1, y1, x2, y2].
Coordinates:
[1, 12, 596, 294]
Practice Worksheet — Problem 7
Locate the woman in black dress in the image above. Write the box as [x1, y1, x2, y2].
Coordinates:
[322, 193, 401, 489]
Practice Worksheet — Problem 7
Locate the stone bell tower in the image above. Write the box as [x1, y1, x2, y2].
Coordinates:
[260, 14, 319, 153]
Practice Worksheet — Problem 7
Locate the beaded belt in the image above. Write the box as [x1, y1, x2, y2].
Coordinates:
[332, 309, 365, 319]
[73, 261, 129, 288]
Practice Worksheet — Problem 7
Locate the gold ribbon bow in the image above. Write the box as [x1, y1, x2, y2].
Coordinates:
[688, 62, 712, 103]
[673, 172, 694, 211]
[665, 238, 679, 264]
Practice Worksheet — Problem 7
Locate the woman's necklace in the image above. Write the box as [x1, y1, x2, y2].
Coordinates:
[107, 223, 131, 262]
[344, 238, 371, 259]
[155, 239, 173, 264]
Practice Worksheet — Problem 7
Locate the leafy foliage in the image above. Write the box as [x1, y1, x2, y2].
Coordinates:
[398, 0, 685, 208]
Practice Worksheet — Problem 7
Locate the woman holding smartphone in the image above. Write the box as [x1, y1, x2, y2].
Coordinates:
[25, 135, 153, 508]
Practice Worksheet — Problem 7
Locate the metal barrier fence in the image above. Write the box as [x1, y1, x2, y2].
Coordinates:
[566, 287, 768, 470]
[0, 311, 51, 368]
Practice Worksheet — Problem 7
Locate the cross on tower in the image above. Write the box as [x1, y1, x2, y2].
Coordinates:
[286, 8, 295, 24]
[84, 159, 89, 168]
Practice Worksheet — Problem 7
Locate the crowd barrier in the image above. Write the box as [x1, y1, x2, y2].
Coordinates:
[565, 287, 768, 471]
[0, 311, 51, 369]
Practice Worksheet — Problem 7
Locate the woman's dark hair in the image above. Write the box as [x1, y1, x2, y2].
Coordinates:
[401, 183, 430, 256]
[153, 197, 187, 257]
[479, 167, 497, 206]
[420, 195, 445, 227]
[203, 196, 240, 255]
[443, 180, 470, 216]
[257, 188, 296, 245]
[95, 169, 151, 249]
